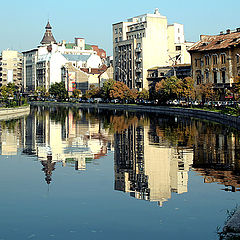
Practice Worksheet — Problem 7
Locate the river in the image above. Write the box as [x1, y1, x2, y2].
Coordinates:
[0, 106, 239, 239]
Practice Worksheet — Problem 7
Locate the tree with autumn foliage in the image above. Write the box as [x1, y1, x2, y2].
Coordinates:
[138, 88, 149, 100]
[232, 76, 240, 100]
[84, 84, 100, 99]
[195, 82, 215, 102]
[181, 77, 195, 101]
[109, 81, 131, 100]
[155, 76, 182, 102]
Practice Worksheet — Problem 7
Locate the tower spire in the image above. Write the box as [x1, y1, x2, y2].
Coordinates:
[40, 21, 57, 45]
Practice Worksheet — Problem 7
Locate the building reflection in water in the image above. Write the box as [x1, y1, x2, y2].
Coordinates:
[114, 116, 193, 207]
[21, 106, 113, 184]
[1, 108, 240, 203]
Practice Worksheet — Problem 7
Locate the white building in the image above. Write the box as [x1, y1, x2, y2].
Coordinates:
[22, 21, 104, 92]
[113, 9, 193, 90]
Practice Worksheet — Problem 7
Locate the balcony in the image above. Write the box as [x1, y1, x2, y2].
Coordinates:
[136, 58, 142, 63]
[135, 48, 142, 53]
[136, 78, 143, 82]
[136, 68, 142, 73]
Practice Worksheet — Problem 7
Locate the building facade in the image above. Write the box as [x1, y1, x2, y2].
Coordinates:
[0, 50, 23, 89]
[188, 28, 240, 98]
[147, 64, 191, 86]
[22, 21, 106, 93]
[113, 9, 193, 90]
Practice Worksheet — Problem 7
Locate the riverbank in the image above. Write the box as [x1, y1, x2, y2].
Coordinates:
[30, 101, 240, 130]
[0, 105, 30, 121]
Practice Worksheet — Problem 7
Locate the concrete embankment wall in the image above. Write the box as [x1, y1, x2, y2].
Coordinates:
[30, 102, 240, 130]
[0, 106, 30, 121]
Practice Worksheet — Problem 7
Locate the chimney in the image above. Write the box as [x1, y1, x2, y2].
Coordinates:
[236, 28, 240, 32]
[226, 29, 231, 34]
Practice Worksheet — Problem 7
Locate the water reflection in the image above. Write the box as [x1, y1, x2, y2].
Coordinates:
[0, 106, 240, 204]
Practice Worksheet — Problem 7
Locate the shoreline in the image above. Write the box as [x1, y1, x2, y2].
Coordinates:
[30, 101, 240, 130]
[0, 105, 30, 121]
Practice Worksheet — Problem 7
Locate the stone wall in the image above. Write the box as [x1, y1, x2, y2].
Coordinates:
[30, 102, 240, 130]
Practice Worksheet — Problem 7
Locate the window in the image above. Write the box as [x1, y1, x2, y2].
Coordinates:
[221, 54, 226, 64]
[176, 46, 181, 51]
[213, 55, 218, 65]
[205, 71, 209, 82]
[205, 56, 210, 65]
[222, 71, 226, 83]
[197, 75, 201, 85]
[115, 38, 118, 43]
[115, 28, 118, 34]
[119, 28, 122, 34]
[119, 37, 122, 41]
[195, 59, 198, 67]
[237, 54, 240, 64]
[213, 71, 218, 83]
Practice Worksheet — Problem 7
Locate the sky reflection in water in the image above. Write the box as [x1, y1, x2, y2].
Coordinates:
[0, 106, 240, 240]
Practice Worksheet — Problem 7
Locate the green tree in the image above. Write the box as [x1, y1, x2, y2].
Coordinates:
[102, 79, 116, 99]
[84, 84, 100, 99]
[72, 89, 82, 98]
[34, 86, 47, 98]
[49, 82, 68, 100]
[138, 88, 149, 100]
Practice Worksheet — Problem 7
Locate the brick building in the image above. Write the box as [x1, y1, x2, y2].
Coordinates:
[188, 28, 240, 99]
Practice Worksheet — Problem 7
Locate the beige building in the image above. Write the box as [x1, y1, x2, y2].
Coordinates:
[62, 63, 112, 94]
[113, 9, 193, 90]
[0, 50, 23, 89]
[188, 28, 240, 99]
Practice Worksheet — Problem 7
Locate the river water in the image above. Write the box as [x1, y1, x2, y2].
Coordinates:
[0, 106, 240, 240]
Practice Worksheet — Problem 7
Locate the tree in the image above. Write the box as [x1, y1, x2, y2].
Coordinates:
[34, 86, 47, 98]
[49, 82, 68, 100]
[232, 76, 240, 100]
[181, 77, 195, 101]
[109, 81, 131, 100]
[138, 88, 149, 100]
[196, 83, 215, 102]
[84, 84, 100, 99]
[72, 89, 82, 98]
[154, 76, 181, 102]
[102, 79, 116, 99]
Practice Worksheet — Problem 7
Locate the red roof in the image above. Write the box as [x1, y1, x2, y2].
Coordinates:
[80, 65, 108, 74]
[188, 30, 240, 52]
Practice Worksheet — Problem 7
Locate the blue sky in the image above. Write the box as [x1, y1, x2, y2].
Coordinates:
[0, 0, 239, 55]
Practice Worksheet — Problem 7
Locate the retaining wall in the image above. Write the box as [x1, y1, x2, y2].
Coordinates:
[30, 102, 240, 130]
[0, 106, 30, 121]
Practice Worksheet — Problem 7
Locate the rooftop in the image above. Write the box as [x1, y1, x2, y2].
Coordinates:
[63, 54, 91, 62]
[188, 28, 240, 52]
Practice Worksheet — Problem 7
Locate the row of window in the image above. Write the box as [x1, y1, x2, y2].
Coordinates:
[114, 27, 123, 34]
[127, 32, 145, 40]
[196, 54, 240, 67]
[196, 71, 226, 84]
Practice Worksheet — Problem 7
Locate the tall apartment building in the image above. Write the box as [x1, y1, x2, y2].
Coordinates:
[113, 9, 193, 90]
[0, 50, 23, 89]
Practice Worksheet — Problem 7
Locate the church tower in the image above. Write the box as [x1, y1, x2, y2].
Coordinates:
[40, 21, 57, 45]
